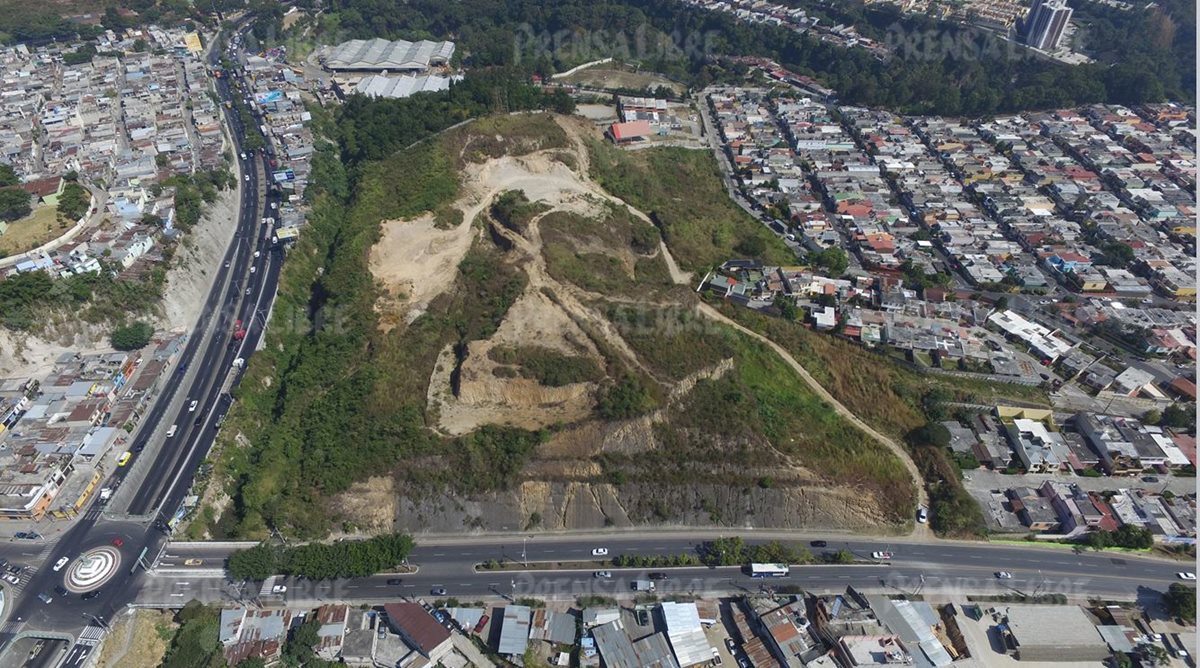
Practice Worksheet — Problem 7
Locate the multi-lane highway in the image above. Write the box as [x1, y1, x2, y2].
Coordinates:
[148, 531, 1189, 607]
[0, 25, 284, 668]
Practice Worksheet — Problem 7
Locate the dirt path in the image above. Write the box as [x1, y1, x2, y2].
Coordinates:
[694, 301, 930, 533]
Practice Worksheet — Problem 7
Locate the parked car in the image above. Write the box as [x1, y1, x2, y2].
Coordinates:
[916, 507, 928, 523]
[184, 559, 203, 566]
[271, 585, 287, 594]
[2, 574, 19, 585]
[473, 615, 490, 634]
[591, 548, 609, 557]
[725, 638, 737, 652]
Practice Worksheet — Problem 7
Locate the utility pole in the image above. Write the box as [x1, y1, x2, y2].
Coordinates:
[522, 536, 528, 567]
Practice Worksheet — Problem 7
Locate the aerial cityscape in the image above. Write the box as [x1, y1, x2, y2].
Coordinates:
[0, 0, 1192, 666]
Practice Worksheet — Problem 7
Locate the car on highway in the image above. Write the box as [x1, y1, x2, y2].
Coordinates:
[594, 571, 612, 578]
[810, 540, 828, 548]
[254, 250, 261, 258]
[184, 559, 203, 566]
[648, 572, 668, 581]
[431, 587, 447, 596]
[245, 174, 251, 181]
[386, 578, 404, 585]
[117, 451, 132, 466]
[81, 590, 101, 600]
[52, 556, 69, 571]
[1177, 572, 1196, 580]
[995, 571, 1013, 579]
[271, 585, 287, 594]
[189, 400, 198, 412]
[592, 548, 609, 557]
[872, 551, 893, 560]
[1, 574, 19, 585]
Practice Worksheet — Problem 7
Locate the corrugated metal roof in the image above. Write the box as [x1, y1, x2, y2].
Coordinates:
[660, 602, 712, 667]
[498, 605, 532, 655]
[327, 38, 455, 70]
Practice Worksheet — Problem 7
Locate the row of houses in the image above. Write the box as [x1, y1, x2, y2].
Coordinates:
[0, 336, 184, 520]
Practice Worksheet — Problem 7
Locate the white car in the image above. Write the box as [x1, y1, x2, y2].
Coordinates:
[52, 557, 69, 572]
[1177, 572, 1196, 580]
[872, 551, 893, 560]
[591, 548, 609, 557]
[188, 400, 198, 412]
[594, 571, 612, 578]
[271, 585, 287, 594]
[916, 507, 928, 523]
[245, 174, 250, 181]
[249, 266, 256, 274]
[253, 250, 260, 258]
[2, 574, 19, 585]
[995, 571, 1013, 579]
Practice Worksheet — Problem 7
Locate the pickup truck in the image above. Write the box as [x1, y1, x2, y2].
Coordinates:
[631, 580, 656, 592]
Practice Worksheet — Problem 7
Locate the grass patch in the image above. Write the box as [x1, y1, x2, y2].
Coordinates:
[588, 140, 793, 272]
[539, 205, 672, 297]
[0, 204, 64, 256]
[489, 345, 603, 386]
[444, 113, 569, 170]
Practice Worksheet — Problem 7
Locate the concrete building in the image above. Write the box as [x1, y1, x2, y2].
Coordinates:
[1022, 0, 1073, 52]
[1000, 605, 1108, 661]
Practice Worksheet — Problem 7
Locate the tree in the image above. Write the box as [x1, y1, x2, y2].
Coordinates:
[1142, 409, 1162, 425]
[0, 164, 17, 187]
[810, 247, 849, 275]
[1161, 403, 1195, 431]
[1165, 583, 1196, 622]
[0, 188, 31, 221]
[110, 321, 154, 351]
[57, 181, 91, 221]
[773, 295, 798, 321]
[734, 236, 767, 258]
[227, 543, 280, 581]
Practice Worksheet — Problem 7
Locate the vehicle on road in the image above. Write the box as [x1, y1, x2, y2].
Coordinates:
[431, 587, 447, 596]
[1143, 476, 1159, 483]
[13, 532, 37, 540]
[1177, 572, 1196, 580]
[254, 250, 260, 258]
[592, 548, 609, 557]
[748, 563, 790, 578]
[166, 424, 178, 438]
[245, 174, 250, 181]
[632, 579, 655, 592]
[271, 584, 287, 594]
[54, 585, 68, 596]
[249, 266, 256, 274]
[111, 538, 124, 547]
[594, 571, 612, 578]
[725, 638, 737, 652]
[872, 552, 893, 560]
[117, 451, 132, 467]
[233, 319, 246, 341]
[37, 592, 52, 604]
[386, 578, 403, 585]
[184, 559, 203, 566]
[648, 572, 667, 581]
[188, 400, 198, 412]
[81, 590, 101, 600]
[810, 540, 828, 548]
[995, 571, 1013, 579]
[917, 507, 928, 523]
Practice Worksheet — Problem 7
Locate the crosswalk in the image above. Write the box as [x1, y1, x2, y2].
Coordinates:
[0, 621, 23, 634]
[76, 625, 108, 646]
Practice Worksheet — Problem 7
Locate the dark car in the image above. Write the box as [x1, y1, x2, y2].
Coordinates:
[386, 578, 403, 586]
[648, 572, 668, 581]
[53, 585, 68, 597]
[810, 540, 828, 548]
[82, 590, 101, 600]
[431, 587, 447, 596]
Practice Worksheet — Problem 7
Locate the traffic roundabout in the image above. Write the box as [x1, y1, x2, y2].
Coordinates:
[62, 547, 122, 593]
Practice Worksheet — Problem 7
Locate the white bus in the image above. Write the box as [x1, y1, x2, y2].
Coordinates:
[748, 563, 790, 578]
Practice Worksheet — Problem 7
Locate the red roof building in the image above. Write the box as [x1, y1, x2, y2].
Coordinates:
[383, 603, 452, 659]
[608, 120, 652, 144]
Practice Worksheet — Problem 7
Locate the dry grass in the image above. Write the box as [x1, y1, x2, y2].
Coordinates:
[97, 609, 176, 668]
[0, 205, 66, 256]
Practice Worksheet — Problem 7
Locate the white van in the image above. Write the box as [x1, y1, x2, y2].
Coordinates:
[166, 424, 178, 438]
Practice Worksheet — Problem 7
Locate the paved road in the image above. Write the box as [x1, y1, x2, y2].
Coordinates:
[151, 530, 1188, 606]
[0, 23, 284, 667]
